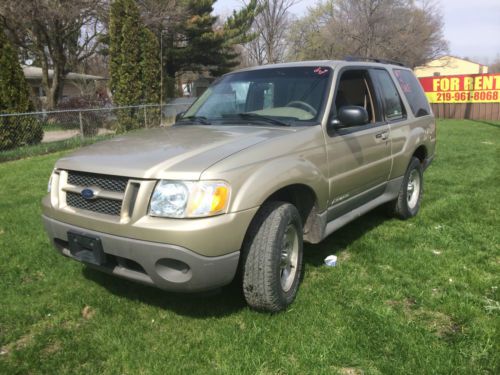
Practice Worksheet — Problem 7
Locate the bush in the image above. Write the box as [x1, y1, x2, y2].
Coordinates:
[116, 109, 143, 133]
[57, 97, 106, 137]
[0, 116, 44, 151]
[81, 113, 100, 137]
[20, 117, 44, 145]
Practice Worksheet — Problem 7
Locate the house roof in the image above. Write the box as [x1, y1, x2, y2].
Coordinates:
[417, 55, 486, 68]
[441, 55, 486, 67]
[22, 65, 106, 81]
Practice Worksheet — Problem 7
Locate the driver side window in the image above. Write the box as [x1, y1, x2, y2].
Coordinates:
[334, 70, 380, 125]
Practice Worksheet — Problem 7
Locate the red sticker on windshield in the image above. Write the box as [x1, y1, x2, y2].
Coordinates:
[314, 67, 329, 75]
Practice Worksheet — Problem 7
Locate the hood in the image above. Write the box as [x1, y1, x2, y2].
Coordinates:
[55, 125, 298, 180]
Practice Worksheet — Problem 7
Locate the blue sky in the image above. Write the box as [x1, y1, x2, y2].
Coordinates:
[213, 0, 500, 64]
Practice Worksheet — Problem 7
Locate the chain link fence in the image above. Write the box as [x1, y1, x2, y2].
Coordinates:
[0, 102, 192, 154]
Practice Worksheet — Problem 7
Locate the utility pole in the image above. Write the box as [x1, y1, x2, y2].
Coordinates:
[160, 29, 167, 126]
[160, 30, 165, 107]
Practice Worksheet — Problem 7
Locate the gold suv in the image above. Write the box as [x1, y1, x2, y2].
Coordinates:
[42, 60, 436, 312]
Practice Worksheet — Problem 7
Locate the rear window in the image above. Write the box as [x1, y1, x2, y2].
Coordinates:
[393, 69, 431, 117]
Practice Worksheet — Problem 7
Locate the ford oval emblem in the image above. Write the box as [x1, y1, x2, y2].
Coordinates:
[81, 188, 95, 200]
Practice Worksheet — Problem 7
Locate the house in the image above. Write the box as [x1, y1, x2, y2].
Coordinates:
[23, 65, 107, 108]
[180, 71, 214, 98]
[414, 55, 488, 78]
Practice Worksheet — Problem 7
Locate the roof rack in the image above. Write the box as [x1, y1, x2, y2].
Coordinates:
[344, 56, 406, 67]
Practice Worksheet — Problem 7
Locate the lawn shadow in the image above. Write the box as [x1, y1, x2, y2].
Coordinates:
[82, 267, 246, 318]
[82, 206, 390, 317]
[303, 206, 389, 267]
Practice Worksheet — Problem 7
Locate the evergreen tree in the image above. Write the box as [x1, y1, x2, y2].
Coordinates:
[109, 0, 160, 131]
[163, 0, 259, 97]
[110, 0, 142, 106]
[109, 0, 126, 99]
[0, 29, 31, 113]
[141, 27, 160, 128]
[109, 0, 258, 114]
[217, 0, 261, 75]
[0, 28, 42, 150]
[141, 28, 160, 105]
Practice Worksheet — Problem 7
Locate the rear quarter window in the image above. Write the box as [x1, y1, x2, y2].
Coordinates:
[371, 69, 405, 121]
[393, 69, 431, 117]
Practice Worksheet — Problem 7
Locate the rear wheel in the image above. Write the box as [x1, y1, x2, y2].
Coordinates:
[242, 201, 303, 312]
[388, 157, 423, 219]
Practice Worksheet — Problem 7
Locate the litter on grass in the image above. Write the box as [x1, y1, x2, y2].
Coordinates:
[324, 255, 338, 267]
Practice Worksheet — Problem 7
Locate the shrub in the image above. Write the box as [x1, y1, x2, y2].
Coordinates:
[0, 116, 44, 151]
[0, 28, 42, 151]
[81, 113, 100, 137]
[116, 109, 142, 133]
[56, 98, 106, 137]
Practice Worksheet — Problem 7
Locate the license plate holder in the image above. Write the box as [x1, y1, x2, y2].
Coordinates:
[68, 232, 106, 266]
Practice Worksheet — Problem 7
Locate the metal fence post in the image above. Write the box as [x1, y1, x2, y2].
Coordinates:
[79, 111, 84, 139]
[160, 104, 163, 127]
[144, 106, 148, 128]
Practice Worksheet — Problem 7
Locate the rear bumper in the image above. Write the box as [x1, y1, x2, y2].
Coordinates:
[42, 215, 240, 292]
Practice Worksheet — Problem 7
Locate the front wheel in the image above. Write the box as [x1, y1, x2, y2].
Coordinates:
[388, 157, 424, 219]
[242, 201, 303, 312]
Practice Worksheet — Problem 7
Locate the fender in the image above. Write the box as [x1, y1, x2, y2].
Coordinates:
[200, 153, 328, 214]
[200, 126, 330, 214]
[228, 155, 329, 213]
[389, 120, 431, 179]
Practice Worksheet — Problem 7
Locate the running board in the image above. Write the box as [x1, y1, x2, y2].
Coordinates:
[321, 177, 403, 240]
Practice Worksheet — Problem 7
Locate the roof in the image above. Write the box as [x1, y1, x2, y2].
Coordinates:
[234, 60, 410, 74]
[22, 65, 106, 81]
[416, 55, 486, 68]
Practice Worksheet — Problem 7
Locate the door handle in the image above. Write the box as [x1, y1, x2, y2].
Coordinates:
[375, 131, 389, 140]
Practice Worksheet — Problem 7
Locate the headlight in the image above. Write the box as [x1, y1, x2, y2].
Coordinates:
[47, 171, 55, 193]
[149, 180, 230, 218]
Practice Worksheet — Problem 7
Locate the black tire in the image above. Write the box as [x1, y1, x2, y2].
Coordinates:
[388, 156, 424, 219]
[242, 201, 303, 312]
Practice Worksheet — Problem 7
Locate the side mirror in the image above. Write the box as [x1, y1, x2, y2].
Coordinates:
[330, 106, 369, 129]
[175, 111, 186, 122]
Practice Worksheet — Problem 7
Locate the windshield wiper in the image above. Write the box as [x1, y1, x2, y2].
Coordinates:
[177, 115, 211, 125]
[230, 113, 291, 127]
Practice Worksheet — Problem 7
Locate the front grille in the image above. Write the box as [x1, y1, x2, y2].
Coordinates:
[67, 171, 129, 192]
[66, 192, 122, 216]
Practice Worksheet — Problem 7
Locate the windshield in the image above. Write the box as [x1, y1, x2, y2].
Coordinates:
[181, 66, 332, 126]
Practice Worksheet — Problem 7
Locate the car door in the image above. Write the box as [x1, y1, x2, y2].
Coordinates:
[324, 68, 392, 221]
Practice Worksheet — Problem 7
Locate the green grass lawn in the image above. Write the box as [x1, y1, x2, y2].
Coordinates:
[0, 120, 498, 374]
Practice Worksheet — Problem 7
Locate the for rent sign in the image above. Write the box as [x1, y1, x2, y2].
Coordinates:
[419, 74, 500, 103]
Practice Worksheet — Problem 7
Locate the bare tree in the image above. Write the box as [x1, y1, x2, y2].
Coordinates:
[245, 0, 300, 65]
[488, 55, 500, 73]
[286, 1, 335, 61]
[287, 0, 448, 67]
[0, 0, 106, 109]
[136, 0, 185, 33]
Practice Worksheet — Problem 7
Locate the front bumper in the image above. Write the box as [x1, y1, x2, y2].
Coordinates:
[43, 215, 241, 292]
[42, 194, 258, 257]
